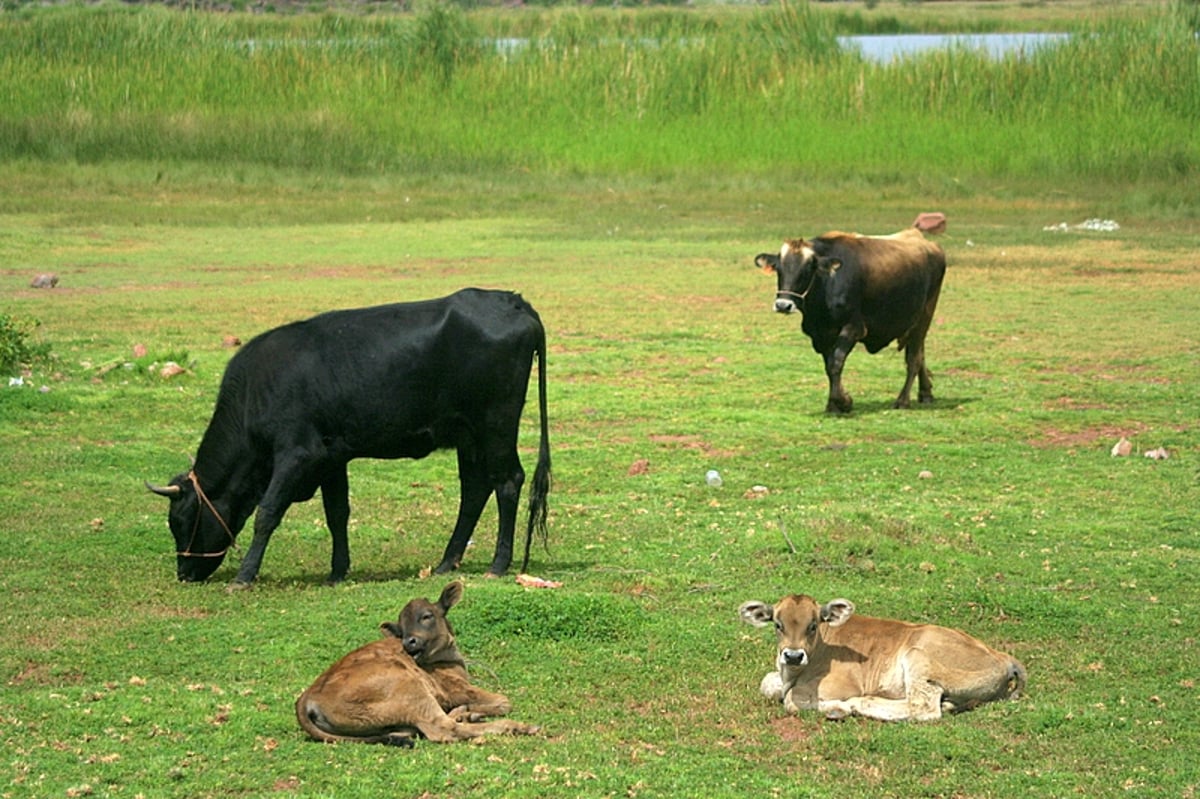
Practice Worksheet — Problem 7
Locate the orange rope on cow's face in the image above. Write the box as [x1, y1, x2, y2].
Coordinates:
[178, 470, 236, 559]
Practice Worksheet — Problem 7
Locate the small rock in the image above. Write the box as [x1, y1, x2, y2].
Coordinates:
[1144, 447, 1169, 461]
[1111, 437, 1132, 457]
[30, 273, 58, 288]
[918, 469, 934, 479]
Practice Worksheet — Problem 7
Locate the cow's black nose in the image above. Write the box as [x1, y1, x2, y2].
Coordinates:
[781, 648, 807, 666]
[774, 299, 796, 314]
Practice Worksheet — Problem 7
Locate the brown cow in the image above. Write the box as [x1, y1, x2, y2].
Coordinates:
[755, 226, 946, 413]
[739, 594, 1026, 722]
[296, 582, 538, 745]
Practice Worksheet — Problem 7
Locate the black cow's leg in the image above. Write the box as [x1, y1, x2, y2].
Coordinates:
[321, 466, 351, 584]
[434, 451, 492, 574]
[486, 453, 525, 576]
[233, 500, 287, 587]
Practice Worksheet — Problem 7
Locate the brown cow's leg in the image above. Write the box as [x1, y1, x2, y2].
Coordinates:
[416, 714, 539, 742]
[823, 336, 857, 414]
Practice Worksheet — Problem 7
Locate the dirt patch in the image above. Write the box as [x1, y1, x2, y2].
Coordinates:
[770, 714, 816, 743]
[1030, 423, 1149, 449]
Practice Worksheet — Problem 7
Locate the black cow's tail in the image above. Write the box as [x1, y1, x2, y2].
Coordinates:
[521, 321, 551, 574]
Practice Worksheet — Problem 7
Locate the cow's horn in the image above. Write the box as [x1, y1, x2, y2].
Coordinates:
[145, 480, 181, 497]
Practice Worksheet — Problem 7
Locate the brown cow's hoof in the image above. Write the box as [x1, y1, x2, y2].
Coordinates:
[384, 733, 416, 748]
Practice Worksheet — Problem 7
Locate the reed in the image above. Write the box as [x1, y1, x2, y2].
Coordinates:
[0, 3, 1196, 187]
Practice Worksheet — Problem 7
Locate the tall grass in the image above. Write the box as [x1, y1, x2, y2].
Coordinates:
[0, 3, 1197, 187]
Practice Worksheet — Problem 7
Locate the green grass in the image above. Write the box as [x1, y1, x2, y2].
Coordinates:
[2, 163, 1197, 798]
[1, 3, 1197, 185]
[1, 1, 1199, 796]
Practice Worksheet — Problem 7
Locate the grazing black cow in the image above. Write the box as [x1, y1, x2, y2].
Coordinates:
[755, 228, 946, 413]
[146, 288, 551, 587]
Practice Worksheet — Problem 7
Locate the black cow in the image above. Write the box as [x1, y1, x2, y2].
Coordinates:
[756, 228, 946, 413]
[146, 288, 551, 587]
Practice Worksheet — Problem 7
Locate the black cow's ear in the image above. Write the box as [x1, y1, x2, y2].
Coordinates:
[818, 257, 842, 274]
[439, 581, 464, 614]
[380, 621, 403, 638]
[755, 254, 779, 273]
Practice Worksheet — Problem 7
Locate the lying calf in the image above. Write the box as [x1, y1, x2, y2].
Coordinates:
[296, 581, 538, 745]
[740, 593, 1026, 722]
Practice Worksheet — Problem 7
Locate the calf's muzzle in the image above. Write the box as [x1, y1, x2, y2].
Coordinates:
[780, 648, 808, 667]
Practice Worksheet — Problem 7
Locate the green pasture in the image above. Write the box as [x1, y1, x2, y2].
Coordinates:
[2, 1, 1199, 798]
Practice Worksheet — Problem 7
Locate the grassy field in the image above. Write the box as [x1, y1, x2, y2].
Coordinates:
[3, 164, 1198, 797]
[2, 1, 1199, 798]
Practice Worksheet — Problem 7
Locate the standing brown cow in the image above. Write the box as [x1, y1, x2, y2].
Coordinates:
[296, 582, 538, 745]
[755, 227, 946, 414]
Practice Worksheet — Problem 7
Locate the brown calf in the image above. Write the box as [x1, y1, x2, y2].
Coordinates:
[296, 582, 538, 745]
[740, 594, 1026, 722]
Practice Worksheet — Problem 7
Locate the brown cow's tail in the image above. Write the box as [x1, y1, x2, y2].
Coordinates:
[295, 694, 414, 747]
[520, 319, 552, 574]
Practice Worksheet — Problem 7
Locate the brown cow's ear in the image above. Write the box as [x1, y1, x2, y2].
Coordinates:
[439, 581, 464, 614]
[755, 254, 779, 274]
[738, 601, 775, 627]
[380, 621, 403, 638]
[821, 599, 854, 627]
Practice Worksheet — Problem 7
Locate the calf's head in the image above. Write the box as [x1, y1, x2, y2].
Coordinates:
[755, 241, 839, 314]
[381, 581, 464, 667]
[740, 594, 854, 670]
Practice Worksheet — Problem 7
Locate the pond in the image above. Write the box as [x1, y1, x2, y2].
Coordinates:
[838, 33, 1071, 63]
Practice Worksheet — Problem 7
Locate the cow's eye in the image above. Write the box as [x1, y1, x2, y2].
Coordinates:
[807, 621, 818, 635]
[774, 620, 783, 633]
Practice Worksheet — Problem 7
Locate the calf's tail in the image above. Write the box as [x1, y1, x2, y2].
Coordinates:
[1006, 658, 1028, 700]
[520, 322, 552, 574]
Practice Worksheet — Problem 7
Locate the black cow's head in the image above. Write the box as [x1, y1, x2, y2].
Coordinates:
[381, 581, 464, 667]
[757, 242, 843, 314]
[146, 472, 232, 582]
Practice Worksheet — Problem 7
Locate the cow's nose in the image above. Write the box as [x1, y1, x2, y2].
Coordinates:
[781, 648, 807, 667]
[774, 298, 796, 314]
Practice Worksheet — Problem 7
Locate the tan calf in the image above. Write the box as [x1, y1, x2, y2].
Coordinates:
[296, 582, 538, 745]
[740, 594, 1026, 722]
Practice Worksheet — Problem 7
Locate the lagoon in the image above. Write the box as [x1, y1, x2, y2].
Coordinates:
[839, 32, 1071, 63]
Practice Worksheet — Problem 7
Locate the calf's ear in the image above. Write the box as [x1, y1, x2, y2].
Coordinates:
[438, 581, 464, 614]
[820, 598, 854, 627]
[739, 600, 775, 627]
[380, 621, 403, 638]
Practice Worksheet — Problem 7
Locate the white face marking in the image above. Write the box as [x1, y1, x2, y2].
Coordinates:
[779, 242, 815, 264]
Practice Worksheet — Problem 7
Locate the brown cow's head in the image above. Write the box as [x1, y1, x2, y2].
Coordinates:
[381, 581, 464, 667]
[740, 594, 854, 670]
[755, 240, 829, 315]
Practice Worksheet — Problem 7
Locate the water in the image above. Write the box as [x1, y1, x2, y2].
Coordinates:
[839, 32, 1070, 63]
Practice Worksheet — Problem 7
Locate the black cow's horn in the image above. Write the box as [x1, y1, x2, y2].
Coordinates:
[145, 480, 181, 497]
